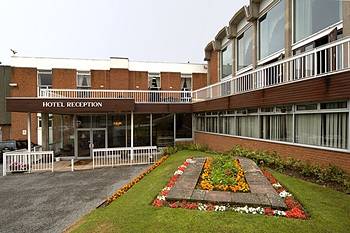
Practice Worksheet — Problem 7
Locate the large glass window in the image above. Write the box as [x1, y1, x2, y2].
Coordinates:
[107, 114, 130, 148]
[294, 0, 342, 43]
[259, 0, 285, 59]
[152, 114, 174, 147]
[134, 114, 151, 146]
[181, 74, 192, 91]
[237, 27, 253, 71]
[38, 70, 52, 89]
[176, 113, 192, 139]
[260, 114, 293, 142]
[237, 115, 259, 138]
[295, 112, 348, 149]
[221, 42, 233, 78]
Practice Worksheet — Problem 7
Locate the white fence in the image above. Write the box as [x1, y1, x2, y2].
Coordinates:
[2, 151, 54, 176]
[92, 146, 159, 169]
[39, 89, 192, 103]
[193, 37, 350, 102]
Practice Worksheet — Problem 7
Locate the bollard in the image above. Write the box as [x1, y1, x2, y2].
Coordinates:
[71, 159, 74, 172]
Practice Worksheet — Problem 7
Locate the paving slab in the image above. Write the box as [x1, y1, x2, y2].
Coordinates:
[0, 165, 149, 233]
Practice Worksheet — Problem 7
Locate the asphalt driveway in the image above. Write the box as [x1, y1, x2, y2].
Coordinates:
[0, 165, 149, 233]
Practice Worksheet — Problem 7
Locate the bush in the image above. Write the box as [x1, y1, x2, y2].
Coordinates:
[228, 145, 350, 193]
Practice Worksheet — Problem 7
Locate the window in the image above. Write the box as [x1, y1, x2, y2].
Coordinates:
[320, 101, 347, 110]
[77, 71, 91, 89]
[180, 74, 192, 91]
[152, 114, 174, 147]
[294, 0, 342, 43]
[108, 114, 130, 148]
[38, 70, 52, 89]
[148, 73, 161, 90]
[259, 0, 285, 59]
[176, 113, 192, 139]
[296, 112, 348, 149]
[237, 26, 253, 71]
[260, 115, 293, 142]
[134, 114, 151, 146]
[221, 42, 233, 78]
[237, 115, 259, 138]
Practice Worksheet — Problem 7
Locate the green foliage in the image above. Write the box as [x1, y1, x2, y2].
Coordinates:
[228, 145, 350, 193]
[210, 155, 238, 186]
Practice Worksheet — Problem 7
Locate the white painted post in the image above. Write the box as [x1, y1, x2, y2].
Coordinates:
[92, 150, 95, 169]
[51, 152, 54, 172]
[27, 112, 32, 173]
[2, 152, 6, 176]
[71, 159, 74, 172]
[131, 111, 134, 161]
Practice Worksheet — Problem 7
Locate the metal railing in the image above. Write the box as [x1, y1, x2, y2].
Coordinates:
[2, 151, 54, 176]
[92, 146, 159, 169]
[39, 89, 192, 103]
[192, 37, 350, 102]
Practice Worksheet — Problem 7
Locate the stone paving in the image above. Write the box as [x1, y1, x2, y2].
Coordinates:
[166, 157, 286, 209]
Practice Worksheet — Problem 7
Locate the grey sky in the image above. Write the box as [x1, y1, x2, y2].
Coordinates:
[0, 0, 248, 65]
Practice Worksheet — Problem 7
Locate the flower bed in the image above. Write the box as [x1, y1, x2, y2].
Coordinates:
[103, 155, 168, 206]
[199, 156, 249, 192]
[152, 158, 309, 220]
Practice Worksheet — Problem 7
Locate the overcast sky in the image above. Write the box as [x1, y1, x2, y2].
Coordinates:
[0, 0, 248, 65]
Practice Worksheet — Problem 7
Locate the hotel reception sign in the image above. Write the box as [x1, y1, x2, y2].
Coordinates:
[7, 98, 135, 113]
[42, 101, 103, 108]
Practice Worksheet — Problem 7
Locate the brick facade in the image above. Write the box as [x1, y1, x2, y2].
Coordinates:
[194, 132, 350, 173]
[208, 51, 219, 85]
[52, 69, 76, 89]
[0, 125, 11, 141]
[160, 72, 181, 90]
[192, 73, 207, 90]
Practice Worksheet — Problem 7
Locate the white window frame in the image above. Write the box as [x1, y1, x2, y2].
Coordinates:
[291, 0, 343, 49]
[236, 24, 254, 73]
[37, 69, 52, 90]
[220, 40, 233, 80]
[180, 73, 192, 91]
[76, 70, 91, 89]
[257, 0, 285, 64]
[148, 72, 161, 89]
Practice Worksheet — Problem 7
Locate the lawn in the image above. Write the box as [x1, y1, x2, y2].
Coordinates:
[68, 150, 350, 233]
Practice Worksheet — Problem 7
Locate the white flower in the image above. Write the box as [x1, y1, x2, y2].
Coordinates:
[186, 158, 195, 163]
[279, 190, 292, 198]
[198, 203, 207, 211]
[214, 205, 226, 211]
[272, 183, 282, 188]
[157, 195, 166, 201]
[273, 210, 286, 216]
[174, 170, 183, 175]
[162, 187, 171, 191]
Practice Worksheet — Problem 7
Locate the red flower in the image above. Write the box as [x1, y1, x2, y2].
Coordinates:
[152, 199, 164, 207]
[169, 202, 179, 208]
[286, 207, 307, 219]
[264, 207, 274, 216]
[285, 196, 302, 210]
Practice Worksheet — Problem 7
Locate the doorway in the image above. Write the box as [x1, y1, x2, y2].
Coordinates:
[77, 128, 107, 158]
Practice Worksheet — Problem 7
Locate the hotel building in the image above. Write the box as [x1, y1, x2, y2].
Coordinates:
[1, 0, 350, 172]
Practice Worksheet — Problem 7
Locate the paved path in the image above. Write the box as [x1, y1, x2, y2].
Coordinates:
[0, 165, 149, 233]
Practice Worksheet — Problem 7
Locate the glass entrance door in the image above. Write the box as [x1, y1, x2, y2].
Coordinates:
[77, 129, 106, 158]
[92, 129, 106, 150]
[77, 130, 91, 158]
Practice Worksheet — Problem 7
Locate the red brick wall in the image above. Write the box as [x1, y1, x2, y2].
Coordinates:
[192, 73, 207, 90]
[0, 125, 11, 140]
[109, 69, 129, 89]
[10, 112, 37, 144]
[129, 71, 149, 90]
[91, 70, 110, 89]
[160, 72, 181, 90]
[11, 67, 37, 97]
[208, 51, 219, 85]
[52, 69, 76, 89]
[194, 132, 350, 173]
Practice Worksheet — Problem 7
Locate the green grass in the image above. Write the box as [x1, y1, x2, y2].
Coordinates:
[69, 150, 350, 233]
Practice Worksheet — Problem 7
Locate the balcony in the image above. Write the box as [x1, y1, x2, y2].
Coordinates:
[36, 37, 350, 105]
[193, 37, 350, 103]
[38, 89, 192, 104]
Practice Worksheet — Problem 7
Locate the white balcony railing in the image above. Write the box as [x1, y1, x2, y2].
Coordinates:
[36, 37, 350, 104]
[39, 89, 192, 103]
[192, 37, 350, 102]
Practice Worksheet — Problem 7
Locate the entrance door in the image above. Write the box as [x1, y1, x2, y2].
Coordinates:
[77, 129, 106, 158]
